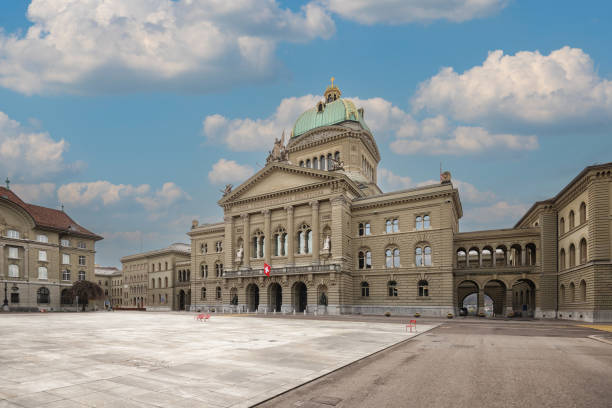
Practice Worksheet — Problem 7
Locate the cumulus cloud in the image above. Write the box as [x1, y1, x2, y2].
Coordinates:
[0, 0, 334, 94]
[57, 180, 188, 213]
[10, 183, 56, 203]
[321, 0, 507, 25]
[413, 46, 612, 128]
[378, 167, 413, 191]
[208, 159, 254, 185]
[462, 201, 529, 230]
[391, 125, 538, 155]
[0, 111, 73, 180]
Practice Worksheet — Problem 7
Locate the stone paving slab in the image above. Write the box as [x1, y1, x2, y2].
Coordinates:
[0, 312, 435, 407]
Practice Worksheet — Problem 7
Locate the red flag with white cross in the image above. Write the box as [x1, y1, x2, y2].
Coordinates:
[264, 263, 271, 277]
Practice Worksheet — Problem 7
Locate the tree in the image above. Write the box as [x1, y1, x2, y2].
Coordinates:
[70, 280, 104, 311]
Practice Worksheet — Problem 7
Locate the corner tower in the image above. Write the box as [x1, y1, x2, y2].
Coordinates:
[287, 79, 382, 196]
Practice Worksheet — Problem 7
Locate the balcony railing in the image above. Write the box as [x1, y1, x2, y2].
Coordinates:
[223, 263, 341, 278]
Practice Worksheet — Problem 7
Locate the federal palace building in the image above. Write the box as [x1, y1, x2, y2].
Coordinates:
[179, 81, 612, 323]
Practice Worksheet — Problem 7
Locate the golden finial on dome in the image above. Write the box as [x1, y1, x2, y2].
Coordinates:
[324, 76, 341, 103]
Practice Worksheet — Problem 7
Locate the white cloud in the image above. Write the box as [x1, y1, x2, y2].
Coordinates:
[208, 159, 254, 185]
[413, 46, 612, 127]
[462, 201, 529, 230]
[391, 125, 538, 155]
[135, 182, 190, 212]
[57, 180, 188, 214]
[0, 111, 72, 180]
[0, 0, 334, 95]
[10, 183, 56, 203]
[321, 0, 507, 24]
[203, 95, 321, 151]
[378, 167, 413, 191]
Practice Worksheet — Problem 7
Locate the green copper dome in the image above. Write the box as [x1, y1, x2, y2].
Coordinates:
[291, 81, 370, 138]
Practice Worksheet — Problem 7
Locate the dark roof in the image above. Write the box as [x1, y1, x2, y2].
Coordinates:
[0, 187, 103, 240]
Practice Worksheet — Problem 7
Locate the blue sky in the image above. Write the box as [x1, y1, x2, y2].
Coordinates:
[0, 0, 611, 267]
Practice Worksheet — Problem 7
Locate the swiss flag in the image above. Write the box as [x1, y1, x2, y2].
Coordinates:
[263, 263, 271, 277]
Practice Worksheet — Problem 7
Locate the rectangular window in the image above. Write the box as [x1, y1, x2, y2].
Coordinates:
[77, 241, 86, 249]
[62, 254, 70, 265]
[38, 267, 48, 280]
[8, 264, 19, 277]
[38, 250, 47, 262]
[37, 234, 48, 243]
[7, 229, 19, 239]
[393, 218, 399, 232]
[8, 247, 18, 259]
[79, 256, 86, 266]
[61, 239, 70, 247]
[365, 223, 371, 236]
[62, 270, 71, 281]
[10, 293, 19, 303]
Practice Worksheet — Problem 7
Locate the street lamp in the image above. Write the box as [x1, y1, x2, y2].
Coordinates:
[2, 280, 9, 310]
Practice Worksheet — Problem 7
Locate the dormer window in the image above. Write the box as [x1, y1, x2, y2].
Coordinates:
[317, 101, 324, 112]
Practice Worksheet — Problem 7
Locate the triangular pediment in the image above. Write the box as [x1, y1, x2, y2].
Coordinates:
[219, 163, 347, 204]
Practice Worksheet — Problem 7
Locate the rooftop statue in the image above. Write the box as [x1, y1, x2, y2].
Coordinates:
[221, 184, 233, 196]
[266, 131, 289, 164]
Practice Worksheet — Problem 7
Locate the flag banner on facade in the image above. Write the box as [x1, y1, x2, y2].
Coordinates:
[264, 263, 271, 277]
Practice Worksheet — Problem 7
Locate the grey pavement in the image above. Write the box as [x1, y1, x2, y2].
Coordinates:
[0, 312, 433, 408]
[257, 319, 612, 408]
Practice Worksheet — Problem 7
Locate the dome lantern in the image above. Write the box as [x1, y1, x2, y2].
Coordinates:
[324, 77, 341, 103]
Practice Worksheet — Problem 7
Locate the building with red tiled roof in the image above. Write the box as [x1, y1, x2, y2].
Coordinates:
[1, 186, 103, 311]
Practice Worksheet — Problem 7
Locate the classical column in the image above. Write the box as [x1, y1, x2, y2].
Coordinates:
[477, 288, 485, 314]
[263, 210, 271, 265]
[310, 201, 320, 265]
[24, 246, 29, 280]
[330, 196, 346, 263]
[224, 215, 234, 271]
[505, 288, 514, 316]
[0, 244, 4, 278]
[479, 250, 483, 268]
[492, 248, 497, 267]
[507, 244, 512, 266]
[521, 245, 526, 266]
[242, 214, 251, 269]
[286, 206, 294, 266]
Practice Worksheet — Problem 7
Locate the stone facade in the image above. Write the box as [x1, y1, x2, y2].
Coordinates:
[120, 243, 190, 311]
[184, 83, 612, 322]
[0, 186, 102, 311]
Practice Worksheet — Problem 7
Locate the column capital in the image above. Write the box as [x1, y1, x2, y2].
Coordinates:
[330, 195, 346, 206]
[224, 214, 234, 223]
[241, 213, 250, 221]
[262, 209, 271, 216]
[310, 200, 319, 209]
[285, 205, 294, 214]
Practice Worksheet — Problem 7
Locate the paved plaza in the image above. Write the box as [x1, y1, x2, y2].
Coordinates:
[0, 312, 432, 408]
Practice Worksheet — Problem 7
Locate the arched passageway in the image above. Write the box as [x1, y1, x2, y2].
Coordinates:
[178, 290, 186, 311]
[293, 282, 307, 313]
[511, 279, 536, 317]
[268, 283, 282, 312]
[246, 283, 260, 312]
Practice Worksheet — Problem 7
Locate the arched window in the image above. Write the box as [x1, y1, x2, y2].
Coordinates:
[299, 160, 304, 167]
[313, 157, 318, 169]
[252, 230, 265, 259]
[201, 263, 208, 278]
[201, 243, 207, 254]
[78, 271, 86, 281]
[569, 210, 575, 229]
[358, 250, 372, 269]
[201, 287, 206, 300]
[579, 238, 587, 264]
[385, 248, 400, 268]
[215, 262, 223, 277]
[560, 248, 566, 270]
[456, 249, 467, 268]
[164, 277, 168, 288]
[579, 202, 586, 225]
[385, 219, 392, 233]
[165, 262, 168, 270]
[361, 282, 369, 297]
[297, 224, 311, 254]
[569, 244, 576, 267]
[559, 217, 565, 235]
[388, 281, 398, 297]
[579, 280, 587, 302]
[569, 282, 575, 302]
[274, 227, 287, 256]
[327, 153, 332, 170]
[415, 247, 422, 266]
[320, 155, 325, 170]
[37, 287, 50, 304]
[152, 263, 155, 272]
[418, 280, 429, 297]
[334, 151, 340, 162]
[216, 286, 222, 299]
[423, 215, 430, 229]
[306, 159, 311, 168]
[158, 278, 162, 288]
[424, 246, 432, 266]
[416, 216, 423, 230]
